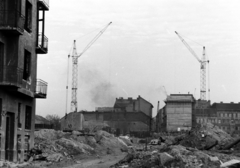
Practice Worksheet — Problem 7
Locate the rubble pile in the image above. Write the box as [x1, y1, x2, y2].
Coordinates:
[110, 123, 240, 168]
[83, 120, 110, 133]
[111, 144, 240, 168]
[94, 130, 129, 155]
[31, 129, 131, 164]
[11, 123, 240, 168]
[179, 123, 233, 150]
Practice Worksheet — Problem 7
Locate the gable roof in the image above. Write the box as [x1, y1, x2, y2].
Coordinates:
[138, 95, 154, 107]
[35, 115, 50, 124]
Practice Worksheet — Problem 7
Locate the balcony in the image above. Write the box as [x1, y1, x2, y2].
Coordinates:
[0, 66, 23, 88]
[36, 33, 48, 54]
[0, 10, 25, 35]
[35, 79, 48, 98]
[38, 0, 49, 11]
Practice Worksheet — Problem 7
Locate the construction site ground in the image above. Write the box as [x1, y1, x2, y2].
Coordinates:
[4, 123, 240, 167]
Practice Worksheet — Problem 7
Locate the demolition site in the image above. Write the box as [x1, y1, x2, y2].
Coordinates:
[0, 0, 240, 168]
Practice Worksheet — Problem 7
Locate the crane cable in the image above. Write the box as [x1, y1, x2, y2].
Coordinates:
[180, 33, 204, 47]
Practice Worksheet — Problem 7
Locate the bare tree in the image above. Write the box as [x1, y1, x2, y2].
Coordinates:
[46, 114, 61, 130]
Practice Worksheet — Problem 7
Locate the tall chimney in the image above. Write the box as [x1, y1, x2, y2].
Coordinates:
[157, 101, 160, 113]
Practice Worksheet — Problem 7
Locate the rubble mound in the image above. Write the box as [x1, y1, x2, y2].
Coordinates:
[111, 145, 228, 168]
[34, 129, 65, 140]
[94, 130, 129, 155]
[180, 123, 232, 150]
[55, 138, 94, 155]
[83, 121, 109, 133]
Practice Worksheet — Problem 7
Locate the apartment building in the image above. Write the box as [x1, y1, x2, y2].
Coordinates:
[0, 0, 49, 162]
[195, 102, 240, 135]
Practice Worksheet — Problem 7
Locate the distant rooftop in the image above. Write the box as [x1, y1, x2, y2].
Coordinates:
[212, 102, 240, 110]
[165, 94, 195, 102]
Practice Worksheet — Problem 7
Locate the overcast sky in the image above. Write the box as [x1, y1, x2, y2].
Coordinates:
[36, 0, 240, 117]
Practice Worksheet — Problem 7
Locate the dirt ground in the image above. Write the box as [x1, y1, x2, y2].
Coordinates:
[62, 153, 127, 168]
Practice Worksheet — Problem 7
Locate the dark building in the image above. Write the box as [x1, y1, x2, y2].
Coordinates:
[156, 105, 166, 132]
[114, 96, 153, 131]
[61, 96, 154, 136]
[0, 0, 49, 162]
[35, 115, 52, 130]
[61, 111, 152, 137]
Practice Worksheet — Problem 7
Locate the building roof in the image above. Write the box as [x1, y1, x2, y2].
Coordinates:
[212, 102, 240, 110]
[165, 94, 195, 102]
[35, 115, 51, 124]
[96, 107, 114, 112]
[113, 97, 136, 108]
[137, 95, 154, 107]
[113, 96, 154, 108]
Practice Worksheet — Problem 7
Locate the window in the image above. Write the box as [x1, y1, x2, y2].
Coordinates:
[25, 106, 32, 130]
[0, 98, 2, 127]
[24, 0, 32, 32]
[23, 50, 31, 80]
[0, 42, 4, 77]
[18, 103, 21, 128]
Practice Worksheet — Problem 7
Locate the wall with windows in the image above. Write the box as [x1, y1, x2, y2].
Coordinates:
[0, 0, 43, 162]
[194, 108, 240, 135]
[19, 0, 38, 93]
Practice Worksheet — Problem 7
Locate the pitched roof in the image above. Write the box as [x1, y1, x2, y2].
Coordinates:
[35, 115, 50, 124]
[138, 95, 154, 107]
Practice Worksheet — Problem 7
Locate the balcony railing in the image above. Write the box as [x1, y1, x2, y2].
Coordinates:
[38, 0, 49, 10]
[36, 33, 48, 54]
[0, 10, 25, 34]
[0, 66, 23, 87]
[35, 79, 48, 98]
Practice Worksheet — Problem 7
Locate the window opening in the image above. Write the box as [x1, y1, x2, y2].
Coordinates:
[0, 98, 2, 127]
[18, 103, 21, 128]
[23, 50, 31, 81]
[25, 106, 31, 130]
[24, 0, 32, 32]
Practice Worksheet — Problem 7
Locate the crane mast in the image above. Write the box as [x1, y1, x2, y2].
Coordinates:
[70, 22, 112, 113]
[175, 31, 208, 100]
[201, 46, 206, 100]
[71, 41, 79, 112]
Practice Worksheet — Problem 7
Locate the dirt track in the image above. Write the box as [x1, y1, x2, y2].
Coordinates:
[63, 153, 127, 168]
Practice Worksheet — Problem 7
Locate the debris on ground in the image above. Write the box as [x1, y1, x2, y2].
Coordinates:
[5, 122, 240, 168]
[179, 123, 233, 150]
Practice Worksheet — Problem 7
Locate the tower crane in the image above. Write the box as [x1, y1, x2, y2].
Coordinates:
[67, 22, 112, 114]
[175, 31, 209, 100]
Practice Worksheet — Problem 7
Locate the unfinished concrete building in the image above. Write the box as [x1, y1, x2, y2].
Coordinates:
[164, 94, 195, 132]
[0, 0, 49, 161]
